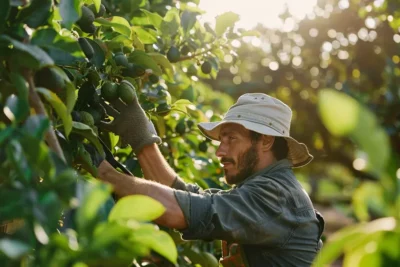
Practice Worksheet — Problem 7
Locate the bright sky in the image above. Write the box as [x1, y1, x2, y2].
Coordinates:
[198, 0, 318, 30]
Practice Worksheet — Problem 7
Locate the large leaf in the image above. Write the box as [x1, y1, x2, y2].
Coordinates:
[76, 181, 112, 235]
[215, 12, 240, 36]
[0, 239, 31, 259]
[31, 28, 84, 58]
[36, 87, 72, 137]
[160, 8, 181, 37]
[0, 35, 54, 69]
[23, 115, 50, 140]
[71, 122, 104, 155]
[130, 225, 177, 264]
[131, 9, 163, 30]
[318, 89, 390, 176]
[128, 50, 162, 75]
[132, 26, 157, 44]
[4, 94, 29, 123]
[108, 195, 165, 222]
[59, 0, 81, 29]
[84, 0, 101, 12]
[181, 10, 197, 35]
[16, 0, 52, 28]
[9, 73, 29, 122]
[95, 17, 132, 37]
[7, 139, 31, 182]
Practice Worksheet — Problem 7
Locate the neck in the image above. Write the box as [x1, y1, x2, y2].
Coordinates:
[254, 152, 276, 173]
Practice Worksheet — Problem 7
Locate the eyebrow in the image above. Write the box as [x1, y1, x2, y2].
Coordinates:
[218, 130, 237, 139]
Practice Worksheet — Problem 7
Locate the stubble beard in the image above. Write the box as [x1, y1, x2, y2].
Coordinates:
[224, 144, 259, 185]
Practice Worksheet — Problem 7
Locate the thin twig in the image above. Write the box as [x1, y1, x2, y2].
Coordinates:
[24, 70, 66, 163]
[176, 47, 214, 62]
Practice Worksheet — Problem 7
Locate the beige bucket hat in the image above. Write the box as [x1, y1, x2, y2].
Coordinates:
[198, 93, 313, 167]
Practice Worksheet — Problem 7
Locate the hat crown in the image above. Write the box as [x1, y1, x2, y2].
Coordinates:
[225, 93, 292, 135]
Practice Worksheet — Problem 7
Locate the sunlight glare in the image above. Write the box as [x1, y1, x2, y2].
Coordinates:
[199, 0, 317, 30]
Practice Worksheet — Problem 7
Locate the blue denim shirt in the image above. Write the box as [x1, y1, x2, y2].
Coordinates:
[172, 159, 324, 267]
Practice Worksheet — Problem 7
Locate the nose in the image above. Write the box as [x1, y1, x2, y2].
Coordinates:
[215, 142, 227, 157]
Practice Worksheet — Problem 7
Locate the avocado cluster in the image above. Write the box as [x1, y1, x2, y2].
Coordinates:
[101, 80, 136, 104]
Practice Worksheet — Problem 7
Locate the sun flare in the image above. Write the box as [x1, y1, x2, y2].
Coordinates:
[199, 0, 318, 30]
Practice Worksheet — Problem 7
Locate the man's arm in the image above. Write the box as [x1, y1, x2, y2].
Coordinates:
[136, 143, 177, 187]
[98, 160, 188, 230]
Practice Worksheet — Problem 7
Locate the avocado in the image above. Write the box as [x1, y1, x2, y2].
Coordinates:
[114, 52, 129, 67]
[149, 74, 159, 84]
[122, 63, 146, 78]
[118, 81, 136, 104]
[186, 64, 197, 76]
[77, 6, 96, 33]
[167, 46, 180, 63]
[79, 111, 95, 126]
[201, 61, 212, 74]
[180, 45, 190, 56]
[78, 38, 95, 59]
[175, 120, 186, 135]
[101, 82, 118, 101]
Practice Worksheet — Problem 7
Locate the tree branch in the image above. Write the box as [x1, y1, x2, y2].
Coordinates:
[176, 47, 214, 62]
[24, 70, 66, 163]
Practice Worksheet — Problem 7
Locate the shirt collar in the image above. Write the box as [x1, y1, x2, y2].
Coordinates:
[235, 159, 293, 187]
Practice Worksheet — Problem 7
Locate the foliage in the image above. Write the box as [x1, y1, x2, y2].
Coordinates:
[0, 0, 246, 266]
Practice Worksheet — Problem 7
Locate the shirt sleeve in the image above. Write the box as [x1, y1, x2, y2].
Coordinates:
[174, 178, 292, 245]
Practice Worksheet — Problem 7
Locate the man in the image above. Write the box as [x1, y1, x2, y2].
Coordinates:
[96, 93, 324, 266]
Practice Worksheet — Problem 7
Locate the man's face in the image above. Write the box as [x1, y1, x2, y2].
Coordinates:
[216, 124, 260, 185]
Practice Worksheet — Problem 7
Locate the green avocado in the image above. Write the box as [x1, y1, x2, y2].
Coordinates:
[167, 46, 180, 63]
[118, 81, 136, 104]
[186, 64, 197, 76]
[175, 120, 186, 135]
[149, 74, 159, 84]
[77, 6, 95, 33]
[101, 82, 118, 101]
[114, 52, 129, 67]
[78, 38, 95, 59]
[122, 63, 146, 78]
[201, 61, 212, 74]
[180, 45, 190, 56]
[79, 111, 95, 126]
[34, 68, 65, 93]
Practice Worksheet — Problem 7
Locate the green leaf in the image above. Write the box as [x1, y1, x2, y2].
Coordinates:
[313, 217, 397, 267]
[4, 94, 29, 122]
[95, 17, 132, 37]
[131, 225, 177, 264]
[36, 87, 72, 137]
[108, 195, 165, 222]
[352, 182, 386, 222]
[0, 0, 10, 32]
[318, 89, 390, 175]
[31, 28, 84, 58]
[132, 26, 157, 44]
[7, 140, 31, 182]
[64, 81, 77, 114]
[0, 35, 54, 69]
[0, 239, 31, 259]
[59, 0, 81, 29]
[76, 181, 112, 235]
[0, 127, 13, 146]
[147, 52, 174, 79]
[215, 12, 240, 36]
[181, 10, 197, 35]
[71, 122, 104, 155]
[131, 9, 163, 30]
[9, 73, 29, 122]
[86, 38, 106, 69]
[161, 8, 181, 37]
[17, 0, 52, 28]
[91, 222, 132, 250]
[171, 99, 193, 115]
[128, 50, 162, 76]
[23, 115, 50, 140]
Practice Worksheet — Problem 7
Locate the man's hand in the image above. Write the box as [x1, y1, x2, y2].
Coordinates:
[99, 95, 161, 154]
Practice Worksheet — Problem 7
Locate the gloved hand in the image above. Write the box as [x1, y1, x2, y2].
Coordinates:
[99, 97, 161, 154]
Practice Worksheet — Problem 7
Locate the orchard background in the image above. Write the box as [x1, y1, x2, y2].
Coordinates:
[0, 0, 399, 266]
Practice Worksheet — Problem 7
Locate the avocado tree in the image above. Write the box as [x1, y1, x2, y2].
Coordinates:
[0, 0, 255, 266]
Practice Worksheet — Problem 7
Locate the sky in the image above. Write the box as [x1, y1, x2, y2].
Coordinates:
[198, 0, 318, 30]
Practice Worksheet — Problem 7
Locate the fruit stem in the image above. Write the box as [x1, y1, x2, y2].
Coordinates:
[24, 70, 67, 163]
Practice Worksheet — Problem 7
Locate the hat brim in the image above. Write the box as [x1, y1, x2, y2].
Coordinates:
[198, 120, 313, 168]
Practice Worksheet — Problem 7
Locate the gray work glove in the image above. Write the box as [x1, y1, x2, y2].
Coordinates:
[99, 97, 161, 154]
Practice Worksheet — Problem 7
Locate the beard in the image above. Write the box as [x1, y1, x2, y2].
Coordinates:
[222, 144, 259, 185]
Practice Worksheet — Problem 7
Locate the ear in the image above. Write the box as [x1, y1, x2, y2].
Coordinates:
[261, 135, 275, 152]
